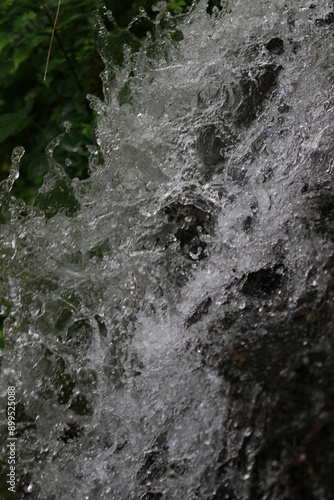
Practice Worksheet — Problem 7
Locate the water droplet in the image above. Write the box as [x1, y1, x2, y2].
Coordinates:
[63, 121, 72, 132]
[23, 483, 33, 493]
[272, 460, 280, 470]
[11, 146, 25, 166]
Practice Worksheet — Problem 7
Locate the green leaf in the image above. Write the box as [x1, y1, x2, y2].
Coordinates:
[0, 111, 31, 142]
[0, 329, 4, 349]
[12, 50, 31, 70]
[167, 0, 187, 12]
[0, 32, 13, 53]
[0, 0, 15, 17]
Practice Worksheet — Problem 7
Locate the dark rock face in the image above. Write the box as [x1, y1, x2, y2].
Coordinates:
[137, 431, 168, 497]
[315, 12, 334, 26]
[185, 297, 212, 328]
[197, 124, 235, 167]
[195, 63, 281, 176]
[201, 277, 334, 500]
[241, 267, 285, 297]
[57, 422, 84, 444]
[235, 64, 282, 128]
[161, 201, 215, 261]
[150, 201, 216, 289]
[265, 37, 284, 55]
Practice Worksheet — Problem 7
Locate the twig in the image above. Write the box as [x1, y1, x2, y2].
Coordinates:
[40, 0, 84, 90]
[44, 0, 62, 81]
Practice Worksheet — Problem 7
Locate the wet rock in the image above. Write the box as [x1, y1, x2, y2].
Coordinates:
[57, 422, 84, 444]
[209, 482, 236, 500]
[235, 64, 282, 127]
[250, 130, 268, 155]
[11, 403, 36, 438]
[197, 124, 235, 167]
[87, 239, 111, 261]
[137, 431, 168, 485]
[55, 308, 73, 331]
[94, 314, 107, 337]
[315, 12, 334, 26]
[52, 357, 76, 405]
[241, 266, 285, 297]
[242, 215, 254, 232]
[311, 192, 334, 240]
[296, 288, 318, 308]
[66, 319, 92, 349]
[0, 313, 7, 349]
[207, 0, 224, 15]
[278, 101, 290, 113]
[185, 297, 212, 328]
[169, 458, 191, 477]
[197, 63, 281, 174]
[69, 393, 93, 416]
[163, 201, 214, 261]
[139, 494, 163, 500]
[265, 37, 284, 55]
[202, 275, 334, 500]
[16, 472, 36, 498]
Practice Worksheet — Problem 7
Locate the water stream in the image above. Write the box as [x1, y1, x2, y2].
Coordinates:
[1, 1, 334, 498]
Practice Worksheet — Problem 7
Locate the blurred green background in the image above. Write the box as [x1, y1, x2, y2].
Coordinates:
[0, 0, 220, 204]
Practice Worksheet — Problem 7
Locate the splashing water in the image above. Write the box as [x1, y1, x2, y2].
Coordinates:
[1, 1, 334, 499]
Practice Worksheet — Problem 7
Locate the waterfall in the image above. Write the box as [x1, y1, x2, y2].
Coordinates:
[1, 1, 333, 498]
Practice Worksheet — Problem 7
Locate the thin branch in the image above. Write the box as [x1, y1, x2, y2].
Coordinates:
[44, 0, 62, 81]
[40, 0, 84, 91]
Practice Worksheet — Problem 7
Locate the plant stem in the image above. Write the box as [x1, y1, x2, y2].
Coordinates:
[43, 0, 62, 81]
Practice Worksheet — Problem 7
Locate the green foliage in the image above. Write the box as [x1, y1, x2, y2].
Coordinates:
[0, 0, 194, 204]
[0, 312, 7, 349]
[0, 0, 103, 203]
[167, 0, 188, 12]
